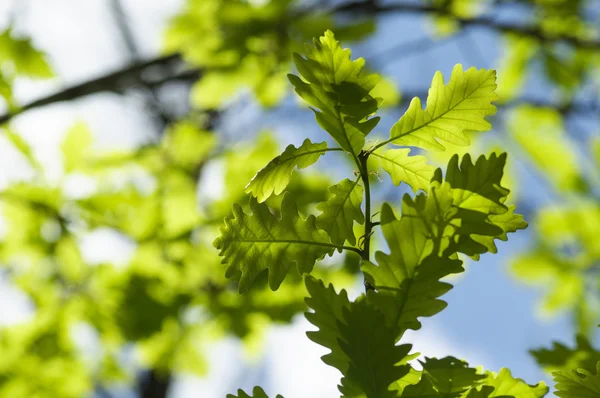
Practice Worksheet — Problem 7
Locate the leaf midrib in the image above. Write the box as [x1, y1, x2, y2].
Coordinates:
[373, 73, 493, 151]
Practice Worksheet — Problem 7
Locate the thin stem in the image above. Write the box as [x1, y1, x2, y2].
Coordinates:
[358, 151, 375, 290]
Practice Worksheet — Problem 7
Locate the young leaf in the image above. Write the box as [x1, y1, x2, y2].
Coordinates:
[553, 362, 600, 398]
[420, 356, 486, 396]
[338, 299, 411, 398]
[471, 205, 527, 254]
[483, 368, 548, 398]
[304, 276, 352, 372]
[443, 153, 509, 215]
[387, 64, 497, 151]
[246, 139, 329, 202]
[289, 30, 381, 155]
[316, 178, 364, 246]
[371, 148, 435, 193]
[363, 253, 464, 339]
[304, 277, 411, 398]
[531, 335, 600, 373]
[214, 194, 335, 292]
[227, 386, 283, 398]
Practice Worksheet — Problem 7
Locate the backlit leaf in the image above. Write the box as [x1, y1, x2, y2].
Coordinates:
[316, 178, 364, 246]
[388, 64, 497, 151]
[246, 139, 328, 203]
[214, 194, 334, 292]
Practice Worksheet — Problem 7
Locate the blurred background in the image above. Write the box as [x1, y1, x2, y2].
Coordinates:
[0, 0, 598, 397]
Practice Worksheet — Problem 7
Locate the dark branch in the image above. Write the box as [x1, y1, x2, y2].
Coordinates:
[333, 1, 600, 49]
[0, 53, 197, 124]
[1, 1, 598, 124]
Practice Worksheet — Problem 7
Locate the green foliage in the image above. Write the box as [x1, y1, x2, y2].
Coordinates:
[531, 335, 600, 373]
[384, 64, 497, 151]
[214, 194, 335, 292]
[553, 362, 600, 398]
[316, 178, 364, 246]
[288, 30, 381, 156]
[0, 28, 53, 108]
[246, 139, 329, 202]
[508, 106, 586, 192]
[216, 30, 545, 398]
[4, 0, 596, 392]
[305, 277, 411, 398]
[371, 148, 435, 193]
[227, 386, 283, 398]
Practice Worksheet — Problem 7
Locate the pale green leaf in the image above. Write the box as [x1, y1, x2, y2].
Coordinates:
[444, 153, 509, 215]
[160, 171, 201, 239]
[484, 368, 548, 398]
[4, 129, 41, 170]
[289, 30, 381, 155]
[246, 139, 328, 202]
[371, 148, 435, 193]
[471, 205, 528, 254]
[316, 178, 364, 246]
[61, 122, 92, 173]
[496, 34, 538, 102]
[553, 362, 600, 398]
[162, 120, 216, 169]
[0, 28, 54, 79]
[508, 106, 585, 192]
[214, 194, 334, 292]
[388, 64, 497, 151]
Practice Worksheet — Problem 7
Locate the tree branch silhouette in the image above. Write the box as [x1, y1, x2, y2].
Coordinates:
[0, 0, 598, 125]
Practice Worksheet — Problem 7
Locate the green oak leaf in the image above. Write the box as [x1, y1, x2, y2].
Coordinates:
[483, 368, 548, 398]
[363, 252, 464, 340]
[388, 64, 497, 151]
[420, 356, 486, 397]
[289, 30, 381, 155]
[418, 153, 525, 258]
[316, 178, 364, 246]
[362, 200, 464, 339]
[553, 362, 600, 398]
[226, 386, 283, 398]
[338, 299, 411, 398]
[214, 194, 334, 292]
[304, 277, 411, 398]
[471, 205, 527, 254]
[531, 335, 600, 373]
[246, 139, 329, 202]
[400, 376, 440, 397]
[305, 276, 352, 372]
[371, 148, 435, 193]
[443, 153, 509, 215]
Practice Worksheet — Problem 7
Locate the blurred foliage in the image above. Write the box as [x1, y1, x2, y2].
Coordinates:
[0, 0, 598, 397]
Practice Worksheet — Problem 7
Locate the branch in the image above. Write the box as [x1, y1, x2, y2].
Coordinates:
[333, 1, 600, 49]
[1, 1, 597, 125]
[0, 53, 199, 124]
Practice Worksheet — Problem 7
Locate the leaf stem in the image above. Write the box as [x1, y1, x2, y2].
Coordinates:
[358, 151, 375, 289]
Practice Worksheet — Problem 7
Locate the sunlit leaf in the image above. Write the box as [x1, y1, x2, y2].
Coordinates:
[316, 178, 364, 246]
[214, 194, 334, 292]
[246, 139, 328, 203]
[388, 64, 497, 151]
[289, 30, 381, 155]
[371, 148, 435, 193]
